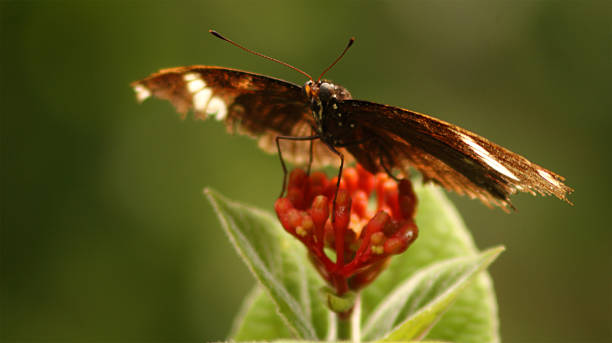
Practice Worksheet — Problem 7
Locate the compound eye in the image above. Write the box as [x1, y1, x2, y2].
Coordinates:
[319, 83, 334, 101]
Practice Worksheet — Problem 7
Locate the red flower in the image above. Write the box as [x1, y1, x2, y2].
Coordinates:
[274, 165, 419, 298]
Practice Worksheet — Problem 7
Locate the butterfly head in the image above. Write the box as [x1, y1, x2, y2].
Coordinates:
[304, 80, 351, 123]
[304, 80, 351, 101]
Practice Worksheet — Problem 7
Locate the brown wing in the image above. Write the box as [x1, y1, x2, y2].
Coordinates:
[131, 66, 345, 167]
[338, 100, 573, 209]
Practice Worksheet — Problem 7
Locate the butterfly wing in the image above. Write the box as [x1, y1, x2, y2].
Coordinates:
[338, 100, 573, 209]
[131, 66, 346, 167]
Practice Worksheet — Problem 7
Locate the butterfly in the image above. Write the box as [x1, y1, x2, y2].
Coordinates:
[131, 30, 572, 210]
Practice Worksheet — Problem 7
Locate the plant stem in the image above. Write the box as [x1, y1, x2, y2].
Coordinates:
[337, 314, 352, 341]
[336, 293, 361, 342]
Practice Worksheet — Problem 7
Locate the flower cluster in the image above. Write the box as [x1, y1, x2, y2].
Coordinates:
[274, 165, 418, 298]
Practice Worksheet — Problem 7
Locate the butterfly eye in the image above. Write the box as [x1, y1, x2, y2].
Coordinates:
[319, 83, 334, 101]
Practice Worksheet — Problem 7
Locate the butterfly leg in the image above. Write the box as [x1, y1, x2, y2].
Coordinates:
[306, 133, 314, 176]
[379, 153, 400, 181]
[275, 134, 320, 198]
[326, 145, 345, 223]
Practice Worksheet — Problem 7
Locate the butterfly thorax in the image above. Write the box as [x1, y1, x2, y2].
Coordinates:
[303, 80, 358, 147]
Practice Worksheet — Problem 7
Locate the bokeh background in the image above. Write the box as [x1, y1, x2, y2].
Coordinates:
[1, 0, 610, 342]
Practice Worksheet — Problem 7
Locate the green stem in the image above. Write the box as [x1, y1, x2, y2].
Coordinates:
[336, 293, 361, 342]
[337, 314, 352, 341]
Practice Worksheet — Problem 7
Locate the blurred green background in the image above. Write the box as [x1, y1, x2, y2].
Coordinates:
[1, 0, 610, 342]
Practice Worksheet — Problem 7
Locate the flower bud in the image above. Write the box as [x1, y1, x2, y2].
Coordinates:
[310, 195, 329, 229]
[287, 186, 306, 210]
[357, 164, 376, 195]
[383, 235, 408, 255]
[399, 179, 417, 220]
[333, 190, 352, 232]
[308, 171, 328, 200]
[351, 190, 369, 218]
[288, 168, 307, 188]
[343, 167, 359, 193]
[275, 198, 294, 231]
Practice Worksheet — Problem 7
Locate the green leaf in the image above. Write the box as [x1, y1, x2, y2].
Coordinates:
[365, 246, 504, 341]
[205, 188, 330, 340]
[228, 286, 293, 340]
[214, 183, 502, 343]
[361, 184, 502, 343]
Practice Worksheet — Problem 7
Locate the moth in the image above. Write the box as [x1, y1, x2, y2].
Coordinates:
[131, 30, 572, 210]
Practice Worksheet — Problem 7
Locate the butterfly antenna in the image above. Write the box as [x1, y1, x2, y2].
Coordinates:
[209, 30, 314, 82]
[317, 37, 355, 82]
